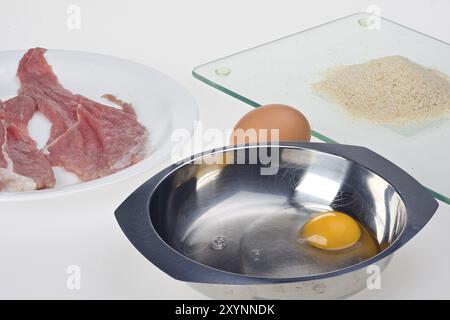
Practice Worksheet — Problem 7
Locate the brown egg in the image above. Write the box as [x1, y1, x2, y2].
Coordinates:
[230, 104, 311, 145]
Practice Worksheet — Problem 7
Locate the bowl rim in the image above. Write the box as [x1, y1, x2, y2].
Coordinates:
[115, 143, 439, 284]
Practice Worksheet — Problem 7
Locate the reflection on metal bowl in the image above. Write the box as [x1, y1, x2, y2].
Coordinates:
[115, 143, 438, 299]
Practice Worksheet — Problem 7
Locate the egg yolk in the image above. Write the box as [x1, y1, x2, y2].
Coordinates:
[301, 211, 361, 251]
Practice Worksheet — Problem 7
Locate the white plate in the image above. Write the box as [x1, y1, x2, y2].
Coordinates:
[0, 49, 198, 201]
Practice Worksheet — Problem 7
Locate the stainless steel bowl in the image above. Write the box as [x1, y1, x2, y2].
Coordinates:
[115, 143, 438, 299]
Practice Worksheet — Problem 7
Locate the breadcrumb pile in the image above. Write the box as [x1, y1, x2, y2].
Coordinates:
[313, 56, 450, 125]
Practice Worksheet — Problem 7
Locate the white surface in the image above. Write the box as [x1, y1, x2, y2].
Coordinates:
[0, 0, 449, 299]
[0, 49, 198, 200]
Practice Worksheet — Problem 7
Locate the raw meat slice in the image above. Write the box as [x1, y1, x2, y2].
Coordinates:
[19, 84, 79, 144]
[17, 48, 148, 182]
[17, 48, 79, 144]
[0, 119, 7, 168]
[16, 47, 59, 85]
[4, 125, 55, 189]
[3, 47, 150, 191]
[0, 120, 38, 192]
[101, 94, 136, 115]
[0, 166, 37, 192]
[0, 117, 3, 190]
[0, 95, 36, 129]
[0, 95, 55, 191]
[46, 102, 148, 181]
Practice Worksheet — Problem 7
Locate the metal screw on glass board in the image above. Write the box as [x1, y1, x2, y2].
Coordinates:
[215, 67, 231, 77]
[358, 15, 381, 29]
[210, 236, 227, 250]
[358, 17, 372, 27]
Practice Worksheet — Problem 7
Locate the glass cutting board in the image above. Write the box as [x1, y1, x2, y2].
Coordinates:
[193, 12, 450, 204]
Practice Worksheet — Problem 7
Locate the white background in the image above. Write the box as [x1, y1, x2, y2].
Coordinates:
[0, 0, 449, 299]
